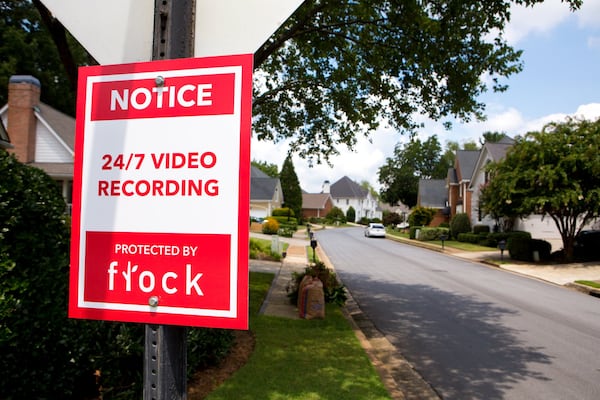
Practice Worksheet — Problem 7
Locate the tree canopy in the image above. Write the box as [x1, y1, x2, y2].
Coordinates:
[378, 135, 447, 207]
[251, 159, 279, 178]
[480, 117, 600, 260]
[1, 0, 583, 161]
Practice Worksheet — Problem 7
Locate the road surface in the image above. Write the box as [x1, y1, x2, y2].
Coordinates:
[315, 227, 600, 399]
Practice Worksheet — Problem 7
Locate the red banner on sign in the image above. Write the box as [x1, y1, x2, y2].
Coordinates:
[90, 73, 235, 121]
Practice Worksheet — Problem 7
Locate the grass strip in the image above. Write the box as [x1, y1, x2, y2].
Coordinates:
[575, 280, 600, 289]
[207, 272, 391, 400]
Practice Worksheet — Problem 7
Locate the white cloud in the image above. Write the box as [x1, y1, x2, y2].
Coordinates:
[504, 1, 571, 44]
[576, 0, 600, 28]
[588, 36, 600, 49]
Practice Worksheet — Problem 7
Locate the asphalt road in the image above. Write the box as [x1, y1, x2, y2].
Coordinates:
[315, 227, 600, 400]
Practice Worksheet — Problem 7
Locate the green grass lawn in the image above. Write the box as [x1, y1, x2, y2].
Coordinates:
[575, 280, 600, 289]
[206, 272, 391, 400]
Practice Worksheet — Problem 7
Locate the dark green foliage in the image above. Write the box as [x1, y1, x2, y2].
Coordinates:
[272, 207, 295, 217]
[417, 227, 450, 241]
[507, 232, 534, 261]
[0, 151, 234, 398]
[279, 155, 303, 222]
[379, 136, 446, 207]
[473, 224, 491, 234]
[450, 213, 471, 239]
[325, 206, 346, 224]
[187, 328, 234, 373]
[408, 206, 436, 227]
[346, 206, 356, 223]
[480, 117, 600, 260]
[0, 150, 90, 398]
[0, 0, 90, 116]
[251, 159, 279, 177]
[458, 233, 480, 244]
[287, 262, 347, 307]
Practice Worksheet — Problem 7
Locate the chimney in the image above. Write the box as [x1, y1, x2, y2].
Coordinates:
[7, 75, 41, 163]
[322, 180, 330, 194]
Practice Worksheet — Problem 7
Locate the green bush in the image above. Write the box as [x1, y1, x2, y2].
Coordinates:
[417, 227, 450, 241]
[272, 207, 295, 217]
[0, 151, 235, 398]
[408, 206, 436, 227]
[271, 215, 298, 227]
[346, 206, 356, 223]
[507, 231, 533, 261]
[325, 207, 346, 224]
[458, 233, 480, 244]
[287, 261, 347, 307]
[473, 224, 490, 234]
[450, 213, 471, 239]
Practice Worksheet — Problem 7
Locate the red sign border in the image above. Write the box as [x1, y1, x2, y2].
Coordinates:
[69, 54, 252, 329]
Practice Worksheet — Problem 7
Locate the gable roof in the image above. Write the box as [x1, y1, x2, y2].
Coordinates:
[250, 165, 281, 201]
[36, 102, 75, 151]
[418, 179, 447, 208]
[454, 150, 480, 181]
[302, 193, 332, 209]
[484, 141, 513, 162]
[330, 176, 367, 199]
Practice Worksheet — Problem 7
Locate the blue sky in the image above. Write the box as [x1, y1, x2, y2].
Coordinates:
[252, 0, 600, 194]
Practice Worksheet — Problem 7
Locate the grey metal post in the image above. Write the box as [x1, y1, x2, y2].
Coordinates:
[143, 1, 195, 399]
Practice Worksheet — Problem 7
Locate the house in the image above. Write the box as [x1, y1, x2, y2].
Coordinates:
[325, 176, 382, 221]
[469, 136, 515, 228]
[446, 150, 479, 221]
[249, 166, 283, 219]
[301, 191, 334, 220]
[416, 178, 449, 226]
[0, 75, 75, 209]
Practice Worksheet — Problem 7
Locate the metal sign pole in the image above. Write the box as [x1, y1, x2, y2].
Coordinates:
[143, 1, 195, 399]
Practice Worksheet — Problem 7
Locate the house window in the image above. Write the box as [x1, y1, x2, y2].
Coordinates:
[346, 199, 349, 205]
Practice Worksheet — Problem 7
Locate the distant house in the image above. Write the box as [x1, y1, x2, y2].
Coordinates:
[416, 178, 448, 226]
[0, 75, 74, 209]
[325, 176, 382, 221]
[301, 192, 334, 219]
[249, 166, 283, 219]
[446, 150, 479, 221]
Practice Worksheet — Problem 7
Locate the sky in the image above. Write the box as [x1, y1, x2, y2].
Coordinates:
[250, 0, 600, 194]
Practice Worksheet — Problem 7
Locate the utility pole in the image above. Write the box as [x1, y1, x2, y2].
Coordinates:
[143, 1, 195, 399]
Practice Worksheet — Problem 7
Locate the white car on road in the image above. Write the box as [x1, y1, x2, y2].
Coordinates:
[364, 223, 386, 238]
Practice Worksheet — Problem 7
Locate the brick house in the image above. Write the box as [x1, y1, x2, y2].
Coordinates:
[301, 192, 333, 219]
[0, 75, 75, 210]
[446, 150, 479, 221]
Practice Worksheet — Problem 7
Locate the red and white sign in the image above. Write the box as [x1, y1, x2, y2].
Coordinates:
[69, 55, 252, 329]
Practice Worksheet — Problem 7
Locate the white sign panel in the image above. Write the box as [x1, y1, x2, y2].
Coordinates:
[69, 55, 253, 329]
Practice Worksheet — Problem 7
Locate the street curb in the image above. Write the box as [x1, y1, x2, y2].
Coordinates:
[316, 246, 441, 400]
[565, 282, 600, 297]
